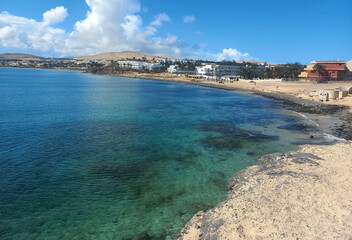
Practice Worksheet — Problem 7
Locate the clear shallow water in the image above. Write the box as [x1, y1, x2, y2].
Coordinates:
[0, 68, 331, 240]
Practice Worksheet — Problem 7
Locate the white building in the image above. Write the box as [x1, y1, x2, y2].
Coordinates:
[117, 61, 163, 72]
[196, 64, 240, 77]
[196, 64, 216, 76]
[167, 65, 179, 73]
[167, 65, 197, 74]
[216, 65, 241, 77]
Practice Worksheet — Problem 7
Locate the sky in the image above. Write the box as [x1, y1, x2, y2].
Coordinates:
[0, 0, 351, 64]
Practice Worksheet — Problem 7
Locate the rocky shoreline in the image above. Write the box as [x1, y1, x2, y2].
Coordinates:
[176, 141, 352, 239]
[134, 77, 352, 239]
[94, 72, 352, 239]
[116, 75, 352, 140]
[149, 79, 352, 239]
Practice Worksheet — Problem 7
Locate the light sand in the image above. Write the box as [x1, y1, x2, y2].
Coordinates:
[177, 141, 352, 240]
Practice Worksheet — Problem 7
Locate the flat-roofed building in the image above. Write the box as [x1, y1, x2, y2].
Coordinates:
[299, 60, 346, 82]
[196, 64, 241, 78]
[117, 60, 163, 72]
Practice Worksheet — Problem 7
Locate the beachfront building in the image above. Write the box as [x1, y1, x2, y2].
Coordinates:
[196, 64, 216, 76]
[299, 60, 346, 82]
[196, 64, 241, 78]
[167, 65, 178, 73]
[117, 60, 163, 72]
[167, 65, 197, 75]
[216, 64, 241, 77]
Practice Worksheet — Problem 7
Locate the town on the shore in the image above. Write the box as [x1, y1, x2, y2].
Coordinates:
[1, 52, 351, 83]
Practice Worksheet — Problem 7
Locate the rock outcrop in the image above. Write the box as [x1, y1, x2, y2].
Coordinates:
[176, 141, 352, 240]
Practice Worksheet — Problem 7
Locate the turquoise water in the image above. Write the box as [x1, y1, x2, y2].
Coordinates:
[0, 68, 330, 240]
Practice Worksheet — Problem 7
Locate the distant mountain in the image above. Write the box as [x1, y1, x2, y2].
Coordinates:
[74, 51, 183, 61]
[0, 53, 43, 61]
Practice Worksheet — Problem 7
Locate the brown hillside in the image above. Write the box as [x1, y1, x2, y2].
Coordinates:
[0, 53, 43, 61]
[74, 51, 183, 61]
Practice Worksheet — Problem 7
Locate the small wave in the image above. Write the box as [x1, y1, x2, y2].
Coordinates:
[297, 113, 319, 127]
[323, 133, 346, 142]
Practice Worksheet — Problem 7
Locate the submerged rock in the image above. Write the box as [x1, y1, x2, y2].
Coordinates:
[278, 122, 316, 132]
[196, 123, 279, 150]
[199, 136, 242, 150]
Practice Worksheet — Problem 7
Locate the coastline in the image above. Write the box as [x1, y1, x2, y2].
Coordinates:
[110, 73, 352, 239]
[176, 141, 352, 239]
[113, 72, 352, 140]
[129, 74, 352, 239]
[4, 67, 352, 238]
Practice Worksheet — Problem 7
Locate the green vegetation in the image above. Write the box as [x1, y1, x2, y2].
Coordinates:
[87, 62, 105, 73]
[239, 62, 304, 80]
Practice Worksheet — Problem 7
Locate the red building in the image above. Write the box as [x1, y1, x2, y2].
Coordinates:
[307, 61, 345, 82]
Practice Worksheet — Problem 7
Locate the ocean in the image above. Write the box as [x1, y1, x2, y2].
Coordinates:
[0, 68, 330, 239]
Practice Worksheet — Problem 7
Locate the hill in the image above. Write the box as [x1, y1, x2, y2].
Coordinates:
[74, 51, 183, 61]
[0, 53, 43, 61]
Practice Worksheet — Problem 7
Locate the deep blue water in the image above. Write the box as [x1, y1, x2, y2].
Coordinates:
[0, 68, 329, 239]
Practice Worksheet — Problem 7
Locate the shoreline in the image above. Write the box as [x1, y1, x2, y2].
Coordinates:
[176, 141, 352, 239]
[4, 67, 352, 238]
[111, 74, 352, 239]
[113, 72, 352, 140]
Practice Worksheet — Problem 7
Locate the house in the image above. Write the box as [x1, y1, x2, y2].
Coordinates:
[299, 60, 346, 82]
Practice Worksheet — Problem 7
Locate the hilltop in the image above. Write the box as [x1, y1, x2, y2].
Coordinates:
[74, 51, 183, 61]
[0, 53, 43, 61]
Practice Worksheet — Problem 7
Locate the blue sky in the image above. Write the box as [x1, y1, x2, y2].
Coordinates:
[0, 0, 351, 63]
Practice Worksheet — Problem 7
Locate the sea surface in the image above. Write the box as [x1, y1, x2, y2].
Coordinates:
[0, 68, 331, 240]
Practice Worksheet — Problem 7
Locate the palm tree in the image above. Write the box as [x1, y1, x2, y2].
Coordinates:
[289, 62, 303, 79]
[313, 63, 326, 82]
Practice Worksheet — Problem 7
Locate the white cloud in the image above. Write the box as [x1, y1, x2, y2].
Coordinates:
[216, 48, 254, 61]
[43, 6, 68, 25]
[0, 1, 256, 61]
[121, 14, 142, 39]
[0, 25, 26, 48]
[150, 13, 170, 26]
[183, 15, 195, 24]
[0, 11, 65, 51]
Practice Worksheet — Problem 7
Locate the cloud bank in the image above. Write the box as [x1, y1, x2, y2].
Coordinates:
[0, 0, 255, 61]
